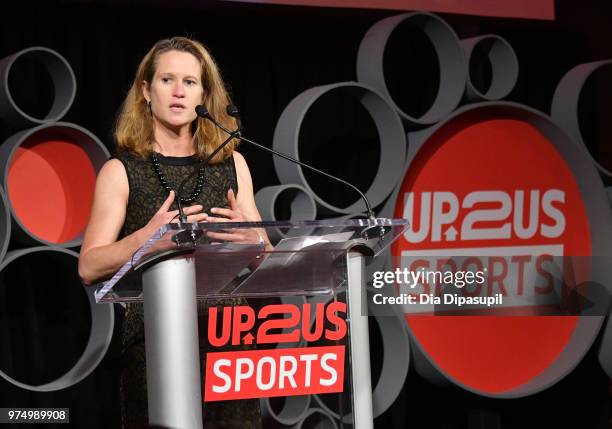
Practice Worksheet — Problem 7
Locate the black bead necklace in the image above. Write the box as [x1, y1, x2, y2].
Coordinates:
[150, 152, 205, 204]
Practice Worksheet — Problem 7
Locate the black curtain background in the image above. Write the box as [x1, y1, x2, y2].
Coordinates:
[0, 0, 611, 427]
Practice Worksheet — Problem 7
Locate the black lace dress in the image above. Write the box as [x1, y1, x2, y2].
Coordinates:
[114, 150, 262, 429]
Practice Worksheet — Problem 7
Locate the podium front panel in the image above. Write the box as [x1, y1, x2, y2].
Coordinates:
[90, 218, 407, 429]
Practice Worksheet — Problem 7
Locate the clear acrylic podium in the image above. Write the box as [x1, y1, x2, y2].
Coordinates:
[95, 218, 407, 429]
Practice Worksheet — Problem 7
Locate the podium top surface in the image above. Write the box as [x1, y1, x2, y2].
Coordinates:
[94, 218, 408, 303]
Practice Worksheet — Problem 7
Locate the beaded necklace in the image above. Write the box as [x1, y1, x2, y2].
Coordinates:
[150, 152, 205, 204]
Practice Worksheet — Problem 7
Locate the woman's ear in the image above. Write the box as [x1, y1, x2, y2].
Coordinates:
[142, 80, 150, 102]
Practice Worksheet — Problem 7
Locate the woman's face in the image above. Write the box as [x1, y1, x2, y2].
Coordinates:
[143, 50, 203, 134]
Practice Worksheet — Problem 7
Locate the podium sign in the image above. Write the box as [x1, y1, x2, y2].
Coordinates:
[94, 218, 407, 429]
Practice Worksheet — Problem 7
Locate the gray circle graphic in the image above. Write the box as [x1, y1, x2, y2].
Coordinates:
[255, 184, 317, 242]
[551, 60, 612, 178]
[461, 35, 519, 101]
[0, 187, 10, 262]
[357, 12, 467, 125]
[0, 247, 114, 392]
[273, 82, 406, 214]
[0, 122, 109, 247]
[292, 408, 338, 429]
[0, 47, 76, 125]
[311, 291, 410, 421]
[261, 395, 311, 426]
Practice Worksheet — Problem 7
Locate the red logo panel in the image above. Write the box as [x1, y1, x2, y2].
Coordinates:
[204, 302, 348, 401]
[392, 112, 591, 393]
[204, 346, 345, 401]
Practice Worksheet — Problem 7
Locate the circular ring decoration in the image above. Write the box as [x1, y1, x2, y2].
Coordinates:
[255, 184, 317, 242]
[356, 12, 467, 125]
[461, 35, 519, 101]
[551, 60, 612, 178]
[0, 247, 114, 392]
[368, 294, 411, 418]
[292, 408, 338, 429]
[0, 122, 109, 247]
[273, 82, 406, 214]
[0, 187, 10, 262]
[0, 47, 76, 125]
[391, 101, 612, 398]
[261, 395, 311, 426]
[311, 291, 410, 421]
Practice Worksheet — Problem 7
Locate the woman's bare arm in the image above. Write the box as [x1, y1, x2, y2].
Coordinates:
[78, 159, 206, 285]
[232, 151, 263, 222]
[206, 151, 272, 248]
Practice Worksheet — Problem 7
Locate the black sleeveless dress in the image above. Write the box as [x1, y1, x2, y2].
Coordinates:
[114, 150, 262, 429]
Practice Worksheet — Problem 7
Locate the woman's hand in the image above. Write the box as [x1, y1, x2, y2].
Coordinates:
[207, 189, 266, 245]
[141, 191, 209, 238]
[79, 159, 212, 285]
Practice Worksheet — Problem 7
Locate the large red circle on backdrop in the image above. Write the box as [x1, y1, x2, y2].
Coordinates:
[8, 140, 96, 244]
[392, 111, 591, 394]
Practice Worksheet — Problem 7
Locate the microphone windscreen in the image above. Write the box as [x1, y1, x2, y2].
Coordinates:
[226, 104, 240, 118]
[195, 105, 209, 118]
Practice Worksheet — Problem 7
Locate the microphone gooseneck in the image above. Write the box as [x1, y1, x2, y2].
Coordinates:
[195, 104, 375, 220]
[174, 106, 241, 223]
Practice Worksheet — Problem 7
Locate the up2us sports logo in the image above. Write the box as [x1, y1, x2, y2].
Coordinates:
[393, 112, 591, 310]
[398, 188, 570, 308]
[391, 105, 612, 397]
[203, 302, 347, 401]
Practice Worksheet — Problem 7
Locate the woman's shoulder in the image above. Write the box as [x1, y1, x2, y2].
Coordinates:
[95, 158, 129, 198]
[111, 150, 150, 180]
[232, 150, 248, 171]
[232, 150, 253, 190]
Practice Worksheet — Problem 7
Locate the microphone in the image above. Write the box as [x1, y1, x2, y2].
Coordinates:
[196, 105, 237, 136]
[226, 104, 240, 124]
[173, 106, 240, 227]
[196, 104, 376, 220]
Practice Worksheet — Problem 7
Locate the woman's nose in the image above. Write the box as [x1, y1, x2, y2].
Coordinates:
[173, 82, 185, 97]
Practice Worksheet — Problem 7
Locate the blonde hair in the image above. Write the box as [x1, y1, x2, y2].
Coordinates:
[114, 36, 238, 163]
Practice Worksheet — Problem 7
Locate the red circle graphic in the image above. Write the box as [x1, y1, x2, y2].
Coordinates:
[8, 139, 96, 244]
[393, 111, 590, 393]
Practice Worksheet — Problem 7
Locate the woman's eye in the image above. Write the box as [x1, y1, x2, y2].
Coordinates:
[161, 77, 171, 83]
[185, 80, 196, 86]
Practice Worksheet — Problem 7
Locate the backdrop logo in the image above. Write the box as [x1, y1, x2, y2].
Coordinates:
[402, 189, 565, 243]
[204, 302, 347, 401]
[392, 111, 596, 394]
[399, 188, 569, 309]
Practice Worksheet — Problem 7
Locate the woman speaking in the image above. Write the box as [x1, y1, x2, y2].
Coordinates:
[78, 36, 265, 428]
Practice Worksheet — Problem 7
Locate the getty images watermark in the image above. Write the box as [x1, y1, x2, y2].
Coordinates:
[371, 266, 502, 308]
[367, 255, 610, 316]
